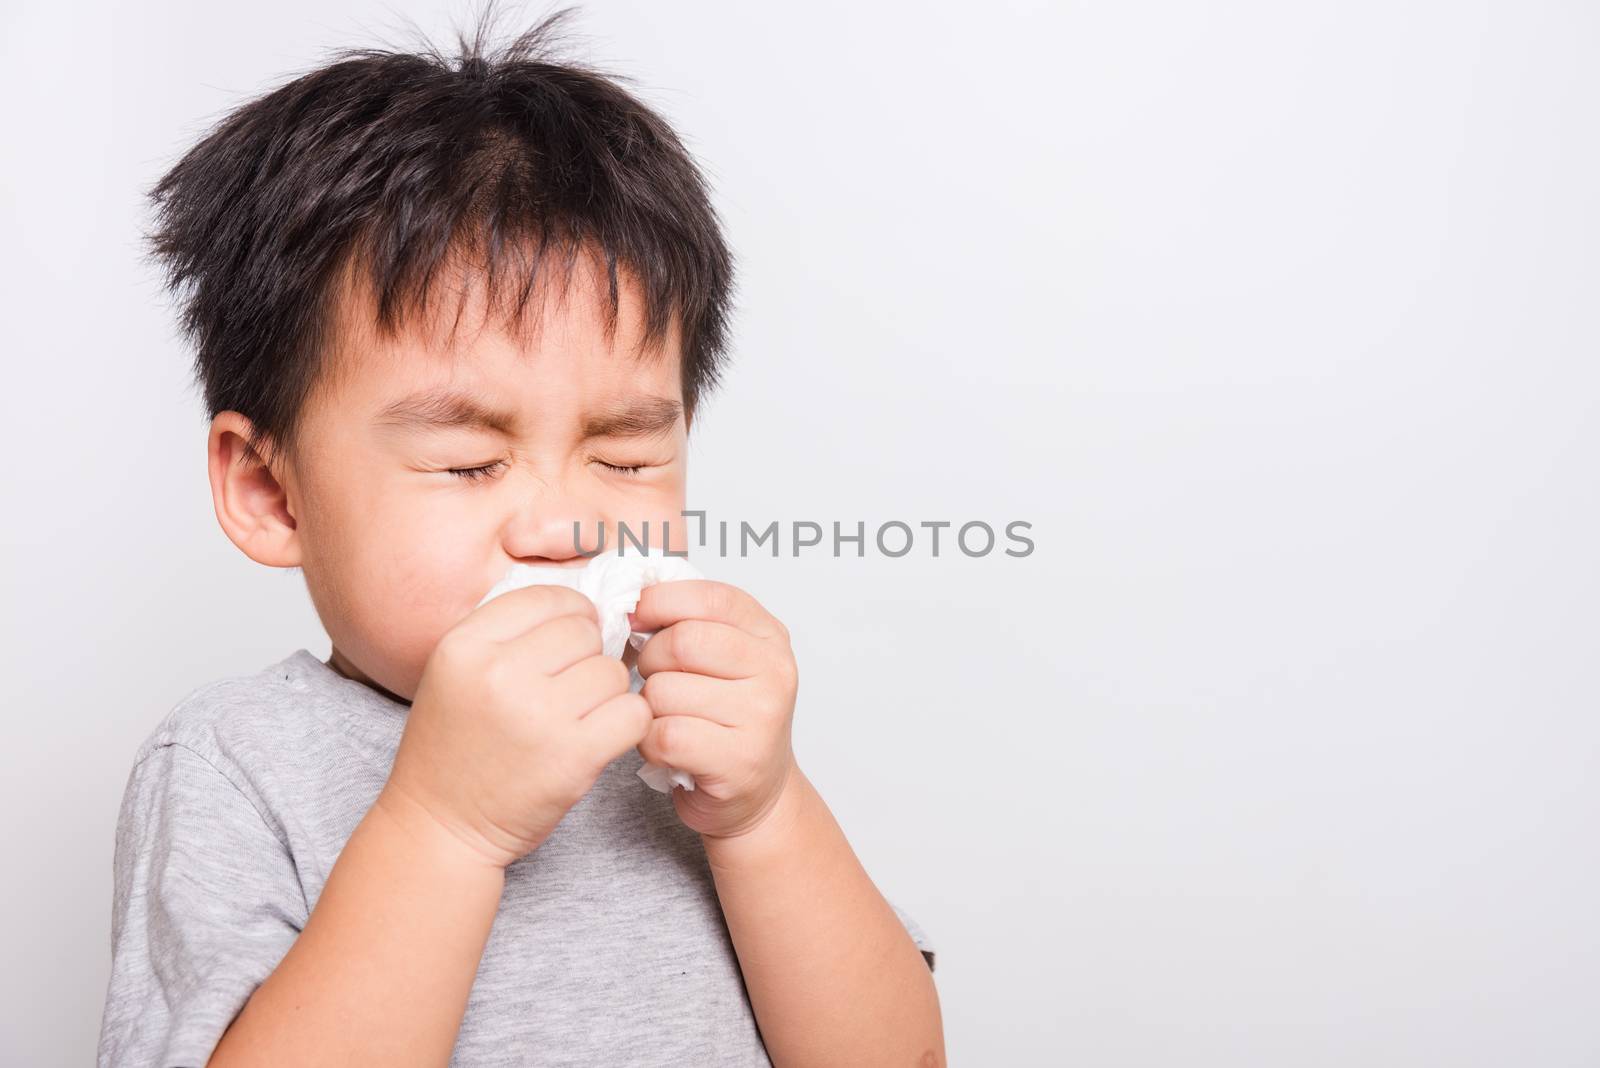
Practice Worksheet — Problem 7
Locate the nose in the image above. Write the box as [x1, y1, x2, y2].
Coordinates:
[501, 488, 608, 566]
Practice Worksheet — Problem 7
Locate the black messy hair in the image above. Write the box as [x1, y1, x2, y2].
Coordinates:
[144, 3, 736, 466]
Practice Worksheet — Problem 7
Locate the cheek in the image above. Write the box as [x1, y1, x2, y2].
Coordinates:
[319, 491, 493, 651]
[358, 517, 489, 626]
[604, 490, 689, 552]
[612, 476, 688, 528]
[330, 540, 483, 696]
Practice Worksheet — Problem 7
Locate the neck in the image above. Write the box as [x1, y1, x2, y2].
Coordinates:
[326, 646, 410, 706]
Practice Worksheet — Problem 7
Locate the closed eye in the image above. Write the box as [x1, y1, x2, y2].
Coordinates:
[446, 460, 507, 483]
[594, 460, 646, 476]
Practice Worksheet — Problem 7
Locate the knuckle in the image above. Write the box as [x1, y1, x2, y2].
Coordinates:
[705, 621, 734, 656]
[517, 583, 597, 620]
[548, 614, 602, 657]
[760, 678, 793, 720]
[550, 585, 600, 618]
[707, 584, 735, 619]
[621, 693, 653, 738]
[637, 673, 658, 706]
[559, 610, 598, 639]
[654, 715, 687, 758]
[756, 690, 784, 723]
[672, 620, 707, 664]
[604, 656, 631, 693]
[772, 653, 799, 691]
[481, 654, 516, 701]
[639, 670, 672, 708]
[432, 627, 476, 670]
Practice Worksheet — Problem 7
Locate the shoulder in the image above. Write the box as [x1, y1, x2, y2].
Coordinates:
[120, 648, 404, 834]
[131, 651, 309, 766]
[120, 651, 339, 825]
[105, 656, 317, 865]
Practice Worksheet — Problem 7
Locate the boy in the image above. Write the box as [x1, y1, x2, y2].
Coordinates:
[97, 9, 942, 1066]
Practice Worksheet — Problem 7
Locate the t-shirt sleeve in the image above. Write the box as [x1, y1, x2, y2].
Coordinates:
[887, 899, 937, 973]
[98, 741, 308, 1068]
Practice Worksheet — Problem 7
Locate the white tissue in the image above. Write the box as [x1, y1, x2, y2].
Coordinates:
[475, 549, 704, 793]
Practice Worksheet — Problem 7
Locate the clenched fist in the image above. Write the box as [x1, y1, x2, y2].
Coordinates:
[379, 584, 654, 869]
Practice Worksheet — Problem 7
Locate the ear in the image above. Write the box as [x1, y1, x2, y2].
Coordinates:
[207, 412, 302, 568]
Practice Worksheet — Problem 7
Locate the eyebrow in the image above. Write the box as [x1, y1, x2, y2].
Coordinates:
[373, 388, 682, 440]
[581, 395, 683, 439]
[374, 390, 520, 435]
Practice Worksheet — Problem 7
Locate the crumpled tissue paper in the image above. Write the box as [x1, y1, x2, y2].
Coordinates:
[475, 549, 704, 793]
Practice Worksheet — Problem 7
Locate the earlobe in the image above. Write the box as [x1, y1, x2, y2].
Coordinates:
[207, 412, 302, 568]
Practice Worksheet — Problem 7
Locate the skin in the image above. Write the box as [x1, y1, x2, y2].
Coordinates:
[202, 245, 944, 1066]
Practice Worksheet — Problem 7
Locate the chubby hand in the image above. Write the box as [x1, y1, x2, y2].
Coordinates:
[629, 580, 801, 840]
[384, 585, 651, 870]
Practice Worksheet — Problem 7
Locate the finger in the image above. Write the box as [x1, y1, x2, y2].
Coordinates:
[629, 580, 785, 642]
[638, 670, 745, 728]
[577, 691, 653, 765]
[637, 713, 745, 782]
[634, 619, 767, 680]
[460, 583, 598, 644]
[546, 653, 632, 716]
[503, 612, 604, 676]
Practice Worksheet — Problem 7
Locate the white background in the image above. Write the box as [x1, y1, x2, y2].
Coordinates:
[3, 1, 1597, 1064]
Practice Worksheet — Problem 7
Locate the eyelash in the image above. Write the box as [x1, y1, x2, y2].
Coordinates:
[446, 461, 507, 483]
[444, 459, 646, 482]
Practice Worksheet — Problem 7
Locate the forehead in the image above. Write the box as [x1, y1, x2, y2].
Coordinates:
[313, 239, 684, 412]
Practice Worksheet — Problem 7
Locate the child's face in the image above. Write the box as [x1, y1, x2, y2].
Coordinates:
[274, 254, 689, 703]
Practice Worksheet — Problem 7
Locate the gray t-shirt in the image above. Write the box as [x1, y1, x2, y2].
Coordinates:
[97, 648, 935, 1067]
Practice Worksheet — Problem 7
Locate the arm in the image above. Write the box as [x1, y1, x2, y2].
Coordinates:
[208, 785, 505, 1067]
[627, 580, 944, 1066]
[702, 767, 945, 1068]
[211, 586, 651, 1066]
